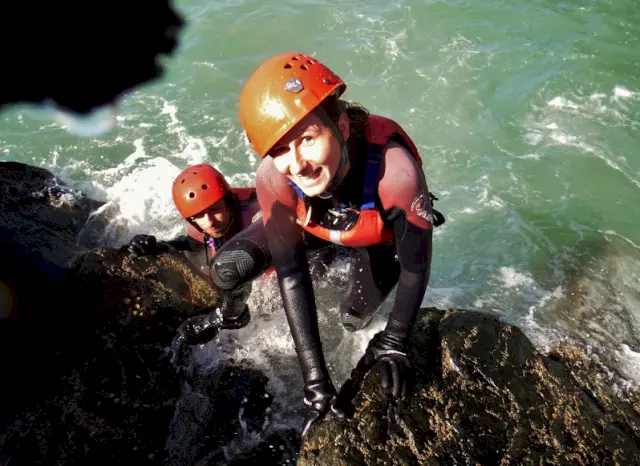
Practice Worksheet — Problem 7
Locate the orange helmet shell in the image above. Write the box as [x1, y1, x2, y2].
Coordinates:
[238, 52, 347, 159]
[172, 164, 231, 219]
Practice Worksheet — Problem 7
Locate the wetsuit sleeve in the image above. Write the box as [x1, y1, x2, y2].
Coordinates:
[165, 235, 202, 252]
[256, 158, 331, 386]
[378, 141, 434, 338]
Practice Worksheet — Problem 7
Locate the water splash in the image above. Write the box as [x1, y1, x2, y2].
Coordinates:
[47, 101, 119, 137]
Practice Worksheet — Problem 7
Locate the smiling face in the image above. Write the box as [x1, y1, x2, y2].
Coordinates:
[190, 197, 232, 238]
[268, 110, 350, 197]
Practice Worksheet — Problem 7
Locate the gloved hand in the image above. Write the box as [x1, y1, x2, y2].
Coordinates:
[363, 330, 412, 398]
[127, 234, 168, 257]
[168, 305, 251, 367]
[168, 310, 225, 367]
[301, 379, 347, 437]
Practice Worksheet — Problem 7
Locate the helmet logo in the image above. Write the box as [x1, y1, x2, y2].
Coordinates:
[284, 77, 304, 94]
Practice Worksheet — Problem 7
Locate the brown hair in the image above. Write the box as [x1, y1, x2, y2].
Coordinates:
[319, 94, 370, 159]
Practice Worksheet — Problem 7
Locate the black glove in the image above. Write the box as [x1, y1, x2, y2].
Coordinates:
[301, 379, 347, 437]
[127, 234, 168, 257]
[168, 306, 251, 367]
[363, 330, 412, 398]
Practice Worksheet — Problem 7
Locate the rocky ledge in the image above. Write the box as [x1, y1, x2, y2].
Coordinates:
[1, 162, 638, 465]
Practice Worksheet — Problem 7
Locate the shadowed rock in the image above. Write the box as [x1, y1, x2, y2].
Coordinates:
[0, 162, 284, 465]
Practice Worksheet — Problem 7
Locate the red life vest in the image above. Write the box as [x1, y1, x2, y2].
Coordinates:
[185, 187, 261, 256]
[292, 114, 422, 248]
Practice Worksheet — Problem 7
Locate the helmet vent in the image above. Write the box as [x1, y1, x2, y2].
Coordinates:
[188, 191, 195, 199]
[285, 56, 315, 70]
[201, 184, 208, 190]
[180, 179, 185, 184]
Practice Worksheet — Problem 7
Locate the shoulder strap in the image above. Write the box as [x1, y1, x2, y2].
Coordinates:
[361, 142, 384, 210]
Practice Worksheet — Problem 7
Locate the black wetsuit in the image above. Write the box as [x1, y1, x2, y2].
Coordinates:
[161, 219, 272, 312]
[140, 201, 338, 318]
[249, 136, 437, 431]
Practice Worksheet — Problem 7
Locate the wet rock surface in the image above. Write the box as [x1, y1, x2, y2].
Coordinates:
[0, 162, 293, 465]
[2, 162, 639, 465]
[300, 308, 640, 465]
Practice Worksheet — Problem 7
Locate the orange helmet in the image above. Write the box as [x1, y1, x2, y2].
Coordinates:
[238, 52, 347, 159]
[172, 164, 231, 219]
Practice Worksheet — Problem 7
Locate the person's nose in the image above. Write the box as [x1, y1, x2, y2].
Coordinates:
[288, 147, 304, 176]
[202, 211, 216, 226]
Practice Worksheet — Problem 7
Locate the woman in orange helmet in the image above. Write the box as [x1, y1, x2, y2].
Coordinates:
[238, 52, 444, 436]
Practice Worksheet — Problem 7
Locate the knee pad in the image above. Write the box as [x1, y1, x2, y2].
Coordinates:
[209, 237, 268, 290]
[210, 249, 257, 290]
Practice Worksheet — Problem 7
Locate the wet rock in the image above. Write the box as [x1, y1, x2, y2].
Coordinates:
[300, 308, 640, 465]
[166, 362, 276, 465]
[0, 161, 103, 275]
[0, 162, 265, 465]
[3, 162, 639, 465]
[224, 429, 301, 466]
[69, 246, 218, 331]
